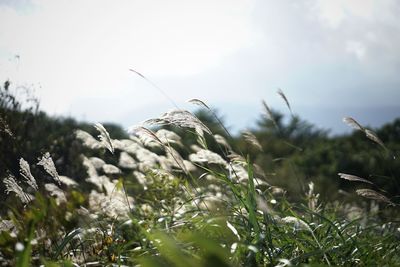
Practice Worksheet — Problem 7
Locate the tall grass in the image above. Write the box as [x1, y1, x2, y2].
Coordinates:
[0, 90, 399, 266]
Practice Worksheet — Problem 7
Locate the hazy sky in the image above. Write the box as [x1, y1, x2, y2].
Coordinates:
[1, 0, 399, 134]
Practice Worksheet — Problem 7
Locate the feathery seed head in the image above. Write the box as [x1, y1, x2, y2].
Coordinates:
[277, 88, 293, 115]
[94, 123, 114, 154]
[281, 216, 312, 232]
[19, 158, 38, 191]
[188, 98, 211, 110]
[102, 164, 121, 175]
[343, 117, 364, 131]
[338, 173, 373, 184]
[262, 100, 279, 130]
[4, 174, 33, 204]
[75, 129, 102, 149]
[214, 134, 231, 150]
[356, 189, 394, 205]
[156, 129, 182, 146]
[242, 131, 263, 151]
[44, 183, 67, 205]
[128, 126, 164, 147]
[189, 149, 228, 167]
[118, 152, 137, 169]
[142, 109, 212, 135]
[37, 152, 60, 185]
[342, 117, 387, 150]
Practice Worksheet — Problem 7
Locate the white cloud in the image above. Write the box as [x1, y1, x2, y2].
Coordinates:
[314, 0, 375, 28]
[346, 40, 366, 60]
[1, 0, 400, 132]
[0, 0, 258, 114]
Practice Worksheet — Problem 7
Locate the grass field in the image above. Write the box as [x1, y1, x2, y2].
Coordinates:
[1, 95, 399, 267]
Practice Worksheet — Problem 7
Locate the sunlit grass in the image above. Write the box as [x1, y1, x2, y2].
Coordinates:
[1, 82, 400, 266]
[0, 103, 399, 266]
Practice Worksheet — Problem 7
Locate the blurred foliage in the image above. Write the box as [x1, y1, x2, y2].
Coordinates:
[1, 81, 400, 266]
[233, 109, 400, 204]
[1, 80, 400, 205]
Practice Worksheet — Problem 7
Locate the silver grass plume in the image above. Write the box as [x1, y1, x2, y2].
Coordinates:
[19, 158, 38, 191]
[129, 126, 188, 173]
[307, 182, 320, 212]
[281, 216, 312, 232]
[156, 129, 183, 146]
[142, 109, 212, 135]
[133, 171, 147, 190]
[261, 100, 279, 131]
[58, 176, 78, 187]
[226, 221, 241, 240]
[166, 146, 188, 174]
[227, 152, 246, 164]
[135, 148, 160, 171]
[228, 163, 249, 181]
[102, 164, 121, 175]
[118, 151, 137, 169]
[188, 98, 233, 139]
[147, 129, 187, 173]
[276, 259, 292, 267]
[242, 131, 263, 151]
[343, 117, 387, 150]
[44, 183, 67, 205]
[37, 152, 61, 185]
[356, 189, 394, 205]
[338, 173, 373, 185]
[189, 149, 228, 167]
[188, 98, 211, 110]
[214, 134, 231, 150]
[277, 88, 293, 116]
[0, 220, 15, 233]
[94, 123, 114, 154]
[343, 117, 364, 131]
[82, 155, 98, 177]
[75, 129, 101, 149]
[89, 157, 106, 170]
[128, 126, 164, 147]
[365, 129, 386, 150]
[4, 174, 33, 204]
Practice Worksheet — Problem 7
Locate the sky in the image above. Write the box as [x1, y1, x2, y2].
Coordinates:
[1, 0, 399, 135]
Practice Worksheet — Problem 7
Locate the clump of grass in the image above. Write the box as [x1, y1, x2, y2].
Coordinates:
[1, 97, 400, 267]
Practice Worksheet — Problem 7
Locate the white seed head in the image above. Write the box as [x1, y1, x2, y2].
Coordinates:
[94, 123, 114, 154]
[3, 174, 33, 204]
[19, 158, 38, 191]
[242, 131, 263, 151]
[142, 109, 212, 135]
[189, 149, 227, 167]
[338, 173, 373, 184]
[37, 152, 60, 185]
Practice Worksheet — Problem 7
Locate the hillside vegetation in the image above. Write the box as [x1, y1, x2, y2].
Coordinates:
[1, 81, 399, 266]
